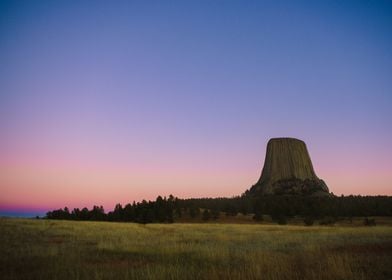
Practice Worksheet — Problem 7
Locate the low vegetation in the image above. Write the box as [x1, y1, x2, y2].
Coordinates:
[1, 218, 391, 280]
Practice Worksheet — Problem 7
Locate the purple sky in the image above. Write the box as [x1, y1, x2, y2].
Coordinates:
[0, 1, 391, 214]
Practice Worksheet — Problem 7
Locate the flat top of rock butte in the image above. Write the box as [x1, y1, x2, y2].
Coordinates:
[268, 137, 305, 143]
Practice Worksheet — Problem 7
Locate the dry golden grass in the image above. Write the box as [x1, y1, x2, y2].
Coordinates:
[1, 218, 391, 279]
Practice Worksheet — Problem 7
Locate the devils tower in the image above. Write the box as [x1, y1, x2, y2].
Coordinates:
[249, 138, 329, 196]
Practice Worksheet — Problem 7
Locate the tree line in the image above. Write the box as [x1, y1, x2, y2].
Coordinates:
[45, 194, 392, 224]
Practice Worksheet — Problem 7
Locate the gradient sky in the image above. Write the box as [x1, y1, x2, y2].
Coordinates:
[1, 0, 391, 215]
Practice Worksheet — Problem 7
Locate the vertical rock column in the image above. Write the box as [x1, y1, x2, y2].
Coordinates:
[250, 138, 329, 195]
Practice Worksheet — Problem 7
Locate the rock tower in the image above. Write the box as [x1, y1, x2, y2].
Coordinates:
[249, 138, 329, 195]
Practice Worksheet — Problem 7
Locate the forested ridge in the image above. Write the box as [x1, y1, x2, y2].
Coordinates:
[46, 194, 392, 224]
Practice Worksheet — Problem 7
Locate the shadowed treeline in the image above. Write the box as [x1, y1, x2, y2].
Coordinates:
[46, 195, 392, 224]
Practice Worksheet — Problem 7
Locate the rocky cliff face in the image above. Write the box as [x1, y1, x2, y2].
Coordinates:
[249, 138, 329, 195]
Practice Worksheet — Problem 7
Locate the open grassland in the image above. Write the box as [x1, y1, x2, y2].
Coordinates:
[1, 218, 391, 280]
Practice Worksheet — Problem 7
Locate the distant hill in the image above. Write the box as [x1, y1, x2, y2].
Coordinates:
[0, 210, 44, 218]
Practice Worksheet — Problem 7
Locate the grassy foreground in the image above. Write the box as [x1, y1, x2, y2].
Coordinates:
[1, 218, 391, 280]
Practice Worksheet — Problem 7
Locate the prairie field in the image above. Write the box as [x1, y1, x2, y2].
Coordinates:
[1, 218, 391, 280]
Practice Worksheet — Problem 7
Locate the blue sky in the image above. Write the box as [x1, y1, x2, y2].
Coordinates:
[0, 1, 391, 215]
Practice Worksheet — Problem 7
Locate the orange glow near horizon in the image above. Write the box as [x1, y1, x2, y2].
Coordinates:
[1, 144, 391, 213]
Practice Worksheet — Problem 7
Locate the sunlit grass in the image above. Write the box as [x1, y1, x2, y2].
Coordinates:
[1, 218, 391, 279]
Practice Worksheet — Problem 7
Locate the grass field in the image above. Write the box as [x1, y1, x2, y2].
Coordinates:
[1, 218, 391, 280]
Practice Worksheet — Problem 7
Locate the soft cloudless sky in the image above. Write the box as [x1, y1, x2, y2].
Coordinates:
[1, 0, 391, 215]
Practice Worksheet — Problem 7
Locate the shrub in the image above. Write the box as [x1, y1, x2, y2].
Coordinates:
[211, 209, 220, 220]
[303, 217, 314, 226]
[202, 209, 211, 221]
[271, 215, 287, 225]
[253, 212, 263, 222]
[319, 216, 336, 225]
[363, 218, 376, 226]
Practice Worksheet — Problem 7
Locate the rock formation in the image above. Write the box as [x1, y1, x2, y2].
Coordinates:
[249, 138, 329, 195]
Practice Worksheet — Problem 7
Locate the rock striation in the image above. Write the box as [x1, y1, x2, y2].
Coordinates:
[249, 138, 329, 195]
